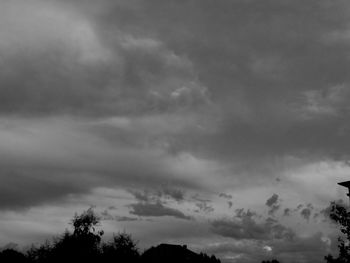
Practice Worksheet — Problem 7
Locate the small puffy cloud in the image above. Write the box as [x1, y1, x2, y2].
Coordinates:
[299, 203, 315, 222]
[266, 194, 279, 207]
[283, 208, 291, 216]
[192, 194, 214, 213]
[263, 245, 272, 252]
[300, 208, 312, 222]
[195, 202, 214, 214]
[265, 194, 281, 216]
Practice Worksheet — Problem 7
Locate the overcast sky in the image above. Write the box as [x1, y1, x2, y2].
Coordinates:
[1, 0, 350, 262]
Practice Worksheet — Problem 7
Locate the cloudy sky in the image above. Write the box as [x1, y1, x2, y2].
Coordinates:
[1, 0, 350, 262]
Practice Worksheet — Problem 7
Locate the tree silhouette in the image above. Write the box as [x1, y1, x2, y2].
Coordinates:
[56, 208, 103, 262]
[28, 208, 104, 263]
[325, 202, 350, 262]
[1, 208, 222, 263]
[102, 232, 140, 262]
[71, 207, 104, 239]
[70, 207, 104, 255]
[27, 242, 52, 263]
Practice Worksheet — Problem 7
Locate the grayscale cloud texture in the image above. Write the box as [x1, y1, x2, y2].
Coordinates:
[1, 0, 350, 262]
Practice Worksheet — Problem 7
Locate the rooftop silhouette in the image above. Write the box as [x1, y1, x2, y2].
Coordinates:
[142, 244, 220, 263]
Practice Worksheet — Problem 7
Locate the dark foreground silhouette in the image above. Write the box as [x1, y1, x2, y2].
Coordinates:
[143, 244, 220, 263]
[10, 204, 350, 262]
[0, 208, 221, 263]
[4, 200, 350, 263]
[324, 202, 350, 263]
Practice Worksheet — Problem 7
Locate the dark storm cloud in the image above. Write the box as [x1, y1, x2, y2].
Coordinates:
[87, 0, 350, 164]
[0, 118, 210, 210]
[0, 0, 348, 220]
[0, 1, 347, 262]
[1, 0, 350, 192]
[203, 242, 274, 263]
[0, 1, 208, 117]
[0, 0, 349, 169]
[0, 0, 218, 211]
[269, 232, 332, 263]
[208, 206, 334, 262]
[211, 218, 269, 240]
[129, 202, 191, 220]
[211, 209, 294, 241]
[204, 232, 332, 263]
[0, 168, 90, 210]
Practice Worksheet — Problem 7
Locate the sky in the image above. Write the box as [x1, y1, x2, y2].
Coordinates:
[1, 0, 350, 262]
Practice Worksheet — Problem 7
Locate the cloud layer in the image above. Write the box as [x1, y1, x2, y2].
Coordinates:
[1, 0, 350, 262]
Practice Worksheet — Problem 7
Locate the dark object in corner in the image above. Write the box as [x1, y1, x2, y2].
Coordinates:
[0, 249, 28, 263]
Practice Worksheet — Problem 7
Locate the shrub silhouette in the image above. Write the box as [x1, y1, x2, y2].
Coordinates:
[27, 242, 52, 263]
[102, 232, 140, 263]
